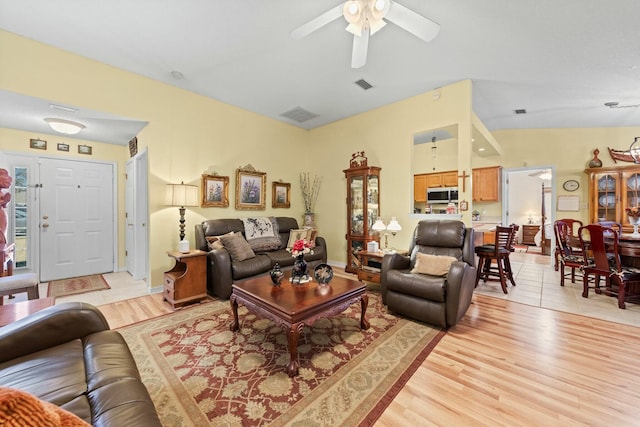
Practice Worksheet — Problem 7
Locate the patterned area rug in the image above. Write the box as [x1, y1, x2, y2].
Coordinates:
[118, 291, 444, 426]
[47, 274, 110, 298]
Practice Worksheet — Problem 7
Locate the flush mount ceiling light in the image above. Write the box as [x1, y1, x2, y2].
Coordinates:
[44, 118, 86, 135]
[291, 0, 440, 68]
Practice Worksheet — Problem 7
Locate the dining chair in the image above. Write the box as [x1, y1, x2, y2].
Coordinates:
[553, 218, 583, 271]
[554, 220, 584, 286]
[475, 225, 516, 294]
[578, 223, 640, 309]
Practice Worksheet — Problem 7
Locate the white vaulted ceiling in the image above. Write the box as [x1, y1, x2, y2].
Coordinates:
[1, 0, 640, 144]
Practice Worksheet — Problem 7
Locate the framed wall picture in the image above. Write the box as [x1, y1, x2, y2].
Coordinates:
[57, 143, 70, 152]
[272, 181, 291, 208]
[201, 174, 229, 207]
[29, 138, 47, 150]
[235, 165, 266, 210]
[78, 144, 92, 155]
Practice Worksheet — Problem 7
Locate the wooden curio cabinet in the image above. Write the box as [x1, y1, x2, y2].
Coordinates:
[344, 152, 381, 273]
[586, 165, 640, 231]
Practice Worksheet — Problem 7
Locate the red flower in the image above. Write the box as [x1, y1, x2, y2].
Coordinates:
[288, 239, 314, 257]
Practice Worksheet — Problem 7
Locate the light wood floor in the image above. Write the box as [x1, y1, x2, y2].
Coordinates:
[98, 289, 640, 426]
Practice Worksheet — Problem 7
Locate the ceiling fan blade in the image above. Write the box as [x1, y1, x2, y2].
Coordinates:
[385, 1, 440, 42]
[351, 27, 369, 68]
[291, 4, 344, 39]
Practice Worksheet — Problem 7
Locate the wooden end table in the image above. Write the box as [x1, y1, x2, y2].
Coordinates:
[163, 250, 208, 310]
[0, 297, 55, 327]
[357, 250, 408, 283]
[230, 273, 369, 377]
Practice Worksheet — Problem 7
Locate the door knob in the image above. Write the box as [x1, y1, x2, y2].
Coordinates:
[42, 215, 49, 220]
[42, 223, 49, 228]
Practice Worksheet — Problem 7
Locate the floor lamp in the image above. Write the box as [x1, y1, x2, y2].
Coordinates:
[165, 181, 199, 252]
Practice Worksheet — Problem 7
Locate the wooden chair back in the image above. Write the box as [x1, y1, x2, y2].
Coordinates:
[579, 224, 620, 275]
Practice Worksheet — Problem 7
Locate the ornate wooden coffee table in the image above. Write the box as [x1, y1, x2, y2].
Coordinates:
[230, 273, 369, 377]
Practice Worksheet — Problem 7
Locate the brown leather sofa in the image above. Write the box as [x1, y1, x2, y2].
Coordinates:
[381, 220, 476, 328]
[0, 302, 162, 426]
[195, 217, 327, 299]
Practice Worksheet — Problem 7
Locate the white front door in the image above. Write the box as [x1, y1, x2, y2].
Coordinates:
[39, 158, 115, 281]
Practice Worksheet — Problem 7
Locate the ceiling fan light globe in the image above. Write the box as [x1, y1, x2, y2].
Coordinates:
[343, 1, 361, 24]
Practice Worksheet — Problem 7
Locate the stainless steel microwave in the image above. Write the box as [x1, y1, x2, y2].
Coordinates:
[427, 187, 458, 202]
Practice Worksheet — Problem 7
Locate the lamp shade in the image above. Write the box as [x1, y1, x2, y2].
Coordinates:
[165, 182, 199, 207]
[386, 217, 402, 233]
[372, 219, 386, 231]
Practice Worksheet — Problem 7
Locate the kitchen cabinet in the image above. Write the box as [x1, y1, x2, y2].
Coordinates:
[344, 158, 381, 274]
[414, 171, 458, 202]
[414, 174, 427, 202]
[585, 165, 640, 231]
[473, 166, 502, 202]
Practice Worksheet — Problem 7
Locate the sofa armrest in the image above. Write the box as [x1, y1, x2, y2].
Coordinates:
[207, 248, 234, 298]
[444, 262, 477, 327]
[0, 302, 110, 363]
[195, 223, 208, 251]
[313, 236, 328, 263]
[381, 253, 411, 303]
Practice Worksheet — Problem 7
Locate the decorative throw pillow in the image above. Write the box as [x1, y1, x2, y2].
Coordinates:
[303, 227, 317, 243]
[205, 232, 233, 251]
[411, 252, 458, 276]
[220, 233, 256, 262]
[241, 217, 281, 252]
[0, 386, 91, 426]
[287, 229, 311, 248]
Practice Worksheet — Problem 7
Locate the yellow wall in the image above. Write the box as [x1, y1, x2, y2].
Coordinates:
[1, 30, 308, 286]
[3, 29, 640, 287]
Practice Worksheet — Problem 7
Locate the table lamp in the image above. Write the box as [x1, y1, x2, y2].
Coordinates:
[386, 217, 402, 251]
[165, 181, 199, 252]
[371, 219, 386, 251]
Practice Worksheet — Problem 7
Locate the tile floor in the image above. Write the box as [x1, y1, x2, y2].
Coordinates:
[4, 252, 640, 327]
[474, 251, 640, 327]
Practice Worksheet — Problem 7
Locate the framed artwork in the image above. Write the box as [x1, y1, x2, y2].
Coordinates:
[57, 143, 70, 152]
[235, 165, 266, 210]
[78, 144, 92, 155]
[272, 181, 291, 208]
[201, 174, 229, 207]
[29, 138, 47, 150]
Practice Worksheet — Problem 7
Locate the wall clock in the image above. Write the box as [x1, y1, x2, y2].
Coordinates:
[563, 179, 580, 192]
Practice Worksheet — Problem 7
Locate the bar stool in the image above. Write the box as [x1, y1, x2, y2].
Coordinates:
[474, 225, 517, 294]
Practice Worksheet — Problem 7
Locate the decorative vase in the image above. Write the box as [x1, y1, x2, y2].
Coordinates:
[303, 212, 315, 227]
[269, 262, 284, 286]
[291, 254, 308, 283]
[588, 148, 603, 168]
[629, 216, 640, 237]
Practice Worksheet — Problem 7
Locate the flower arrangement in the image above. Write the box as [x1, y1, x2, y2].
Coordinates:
[300, 172, 322, 214]
[626, 207, 640, 218]
[288, 238, 314, 258]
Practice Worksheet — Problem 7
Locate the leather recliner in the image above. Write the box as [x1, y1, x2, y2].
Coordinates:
[381, 220, 476, 328]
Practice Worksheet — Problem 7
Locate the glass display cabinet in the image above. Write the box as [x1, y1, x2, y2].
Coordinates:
[586, 165, 640, 231]
[343, 152, 381, 273]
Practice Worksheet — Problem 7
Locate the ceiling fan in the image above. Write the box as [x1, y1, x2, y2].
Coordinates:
[291, 0, 440, 68]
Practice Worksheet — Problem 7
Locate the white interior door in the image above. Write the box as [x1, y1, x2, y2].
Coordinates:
[125, 149, 148, 281]
[39, 158, 115, 281]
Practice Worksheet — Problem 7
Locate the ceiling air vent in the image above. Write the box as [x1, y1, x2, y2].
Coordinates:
[280, 107, 319, 123]
[355, 79, 373, 90]
[514, 108, 527, 114]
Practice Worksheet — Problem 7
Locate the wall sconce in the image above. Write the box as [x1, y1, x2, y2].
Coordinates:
[165, 181, 199, 249]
